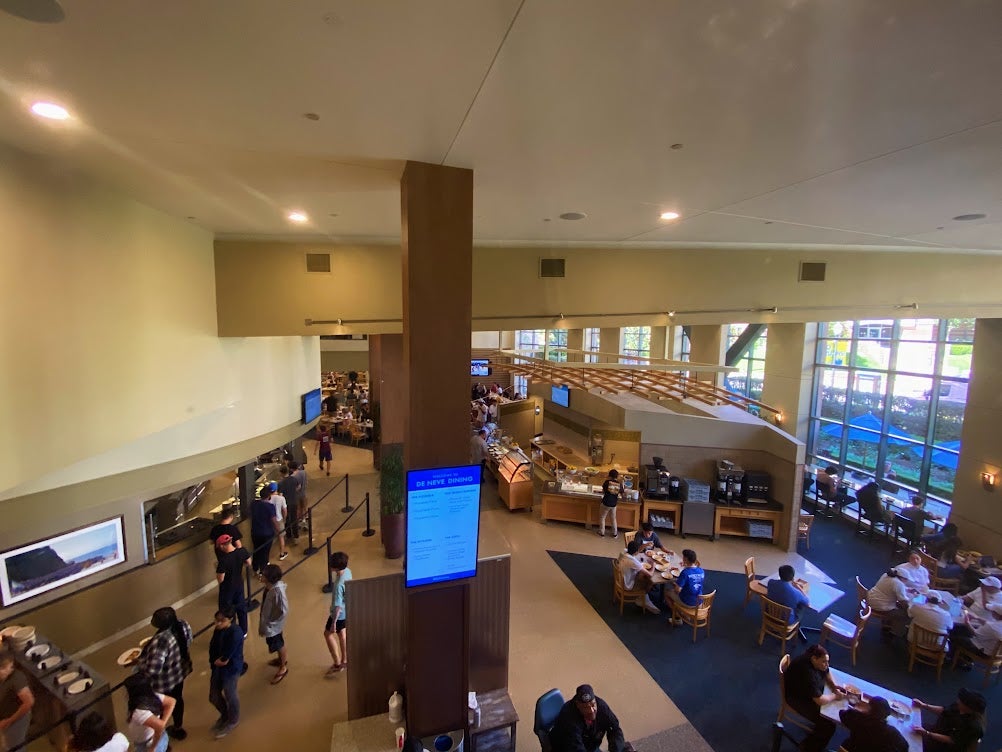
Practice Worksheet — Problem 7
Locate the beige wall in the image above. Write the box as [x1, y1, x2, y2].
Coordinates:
[215, 242, 1002, 336]
[321, 350, 370, 372]
[0, 146, 320, 501]
[950, 318, 1002, 555]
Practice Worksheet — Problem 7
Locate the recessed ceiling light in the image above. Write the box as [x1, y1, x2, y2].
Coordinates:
[559, 212, 587, 221]
[952, 213, 986, 221]
[287, 211, 309, 223]
[30, 101, 70, 120]
[660, 211, 680, 221]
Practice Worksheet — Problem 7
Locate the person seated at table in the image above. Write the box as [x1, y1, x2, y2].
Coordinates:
[766, 565, 810, 624]
[549, 684, 627, 752]
[961, 575, 1002, 619]
[895, 549, 931, 590]
[815, 466, 839, 502]
[913, 688, 986, 752]
[949, 602, 1002, 670]
[618, 540, 660, 614]
[665, 549, 704, 626]
[901, 494, 936, 530]
[907, 593, 953, 643]
[783, 645, 845, 752]
[635, 522, 667, 554]
[867, 568, 910, 636]
[856, 481, 892, 525]
[839, 695, 908, 752]
[921, 523, 962, 563]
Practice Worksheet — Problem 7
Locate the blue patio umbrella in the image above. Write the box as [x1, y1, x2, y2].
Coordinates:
[912, 440, 961, 469]
[820, 412, 916, 445]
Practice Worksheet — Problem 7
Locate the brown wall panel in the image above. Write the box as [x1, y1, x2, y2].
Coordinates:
[346, 573, 408, 720]
[468, 556, 511, 693]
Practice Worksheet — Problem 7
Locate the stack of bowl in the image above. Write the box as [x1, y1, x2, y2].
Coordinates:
[4, 625, 36, 652]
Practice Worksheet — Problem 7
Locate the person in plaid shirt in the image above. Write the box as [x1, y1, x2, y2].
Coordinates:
[137, 607, 193, 741]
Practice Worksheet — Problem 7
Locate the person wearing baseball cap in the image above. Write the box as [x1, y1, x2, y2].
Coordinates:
[961, 575, 1002, 621]
[913, 688, 985, 750]
[949, 600, 1002, 670]
[838, 695, 907, 752]
[549, 684, 627, 752]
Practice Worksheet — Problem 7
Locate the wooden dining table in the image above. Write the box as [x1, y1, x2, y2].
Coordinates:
[639, 550, 680, 585]
[824, 668, 923, 752]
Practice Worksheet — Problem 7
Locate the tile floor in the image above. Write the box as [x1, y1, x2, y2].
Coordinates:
[57, 443, 811, 752]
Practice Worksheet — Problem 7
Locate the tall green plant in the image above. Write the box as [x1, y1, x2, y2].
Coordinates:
[379, 445, 405, 515]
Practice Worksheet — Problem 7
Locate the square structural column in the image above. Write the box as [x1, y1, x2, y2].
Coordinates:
[687, 324, 725, 385]
[760, 323, 815, 441]
[401, 161, 474, 738]
[368, 334, 404, 467]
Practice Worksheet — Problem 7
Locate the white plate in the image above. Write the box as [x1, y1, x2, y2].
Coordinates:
[117, 648, 142, 666]
[25, 644, 50, 659]
[889, 700, 911, 716]
[56, 670, 80, 685]
[38, 656, 62, 671]
[0, 625, 24, 638]
[67, 679, 93, 695]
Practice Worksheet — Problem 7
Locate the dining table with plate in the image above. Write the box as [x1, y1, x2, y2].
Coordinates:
[639, 549, 680, 585]
[824, 668, 923, 752]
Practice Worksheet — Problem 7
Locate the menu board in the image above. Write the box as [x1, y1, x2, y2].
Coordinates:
[405, 465, 481, 588]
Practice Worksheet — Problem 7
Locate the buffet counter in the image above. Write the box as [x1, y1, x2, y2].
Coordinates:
[540, 487, 641, 531]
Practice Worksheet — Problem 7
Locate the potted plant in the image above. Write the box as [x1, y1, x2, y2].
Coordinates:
[380, 444, 405, 559]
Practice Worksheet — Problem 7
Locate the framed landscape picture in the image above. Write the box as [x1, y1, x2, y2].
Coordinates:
[0, 517, 126, 606]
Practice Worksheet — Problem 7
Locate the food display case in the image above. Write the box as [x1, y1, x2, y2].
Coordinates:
[496, 447, 534, 511]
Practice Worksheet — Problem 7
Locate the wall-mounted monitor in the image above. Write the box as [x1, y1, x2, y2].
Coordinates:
[0, 517, 126, 606]
[301, 387, 323, 423]
[551, 384, 570, 408]
[405, 465, 481, 588]
[471, 359, 492, 377]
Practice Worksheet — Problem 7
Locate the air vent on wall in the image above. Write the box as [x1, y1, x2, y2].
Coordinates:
[539, 258, 566, 278]
[799, 261, 826, 282]
[306, 253, 331, 273]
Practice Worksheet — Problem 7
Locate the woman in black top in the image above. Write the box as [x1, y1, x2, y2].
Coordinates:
[784, 645, 846, 752]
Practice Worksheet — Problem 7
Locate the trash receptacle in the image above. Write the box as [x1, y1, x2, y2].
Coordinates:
[422, 730, 463, 752]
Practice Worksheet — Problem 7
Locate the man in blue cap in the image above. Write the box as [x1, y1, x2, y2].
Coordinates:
[550, 684, 627, 752]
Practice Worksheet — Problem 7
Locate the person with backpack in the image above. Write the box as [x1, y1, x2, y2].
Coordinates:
[135, 606, 193, 741]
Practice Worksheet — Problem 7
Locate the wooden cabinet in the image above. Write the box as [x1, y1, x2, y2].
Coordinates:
[642, 496, 683, 536]
[540, 492, 641, 531]
[713, 501, 783, 545]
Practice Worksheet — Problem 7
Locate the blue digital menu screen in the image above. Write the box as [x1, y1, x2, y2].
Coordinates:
[405, 465, 481, 588]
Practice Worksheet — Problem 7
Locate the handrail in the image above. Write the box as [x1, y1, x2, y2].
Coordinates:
[8, 485, 375, 752]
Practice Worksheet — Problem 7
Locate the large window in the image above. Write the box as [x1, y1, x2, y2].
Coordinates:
[621, 326, 651, 362]
[725, 324, 768, 400]
[808, 318, 973, 517]
[584, 328, 600, 363]
[546, 329, 568, 362]
[515, 329, 545, 359]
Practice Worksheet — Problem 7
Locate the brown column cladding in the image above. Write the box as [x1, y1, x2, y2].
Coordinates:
[401, 161, 473, 738]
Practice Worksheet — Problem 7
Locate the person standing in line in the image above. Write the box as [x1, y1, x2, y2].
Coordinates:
[324, 551, 352, 677]
[250, 487, 279, 574]
[215, 534, 251, 636]
[290, 461, 308, 532]
[123, 673, 175, 752]
[266, 482, 289, 561]
[258, 564, 290, 685]
[65, 712, 129, 752]
[597, 469, 623, 539]
[136, 606, 193, 741]
[208, 607, 244, 739]
[276, 466, 301, 543]
[470, 429, 489, 483]
[208, 507, 243, 561]
[0, 651, 34, 752]
[316, 424, 334, 476]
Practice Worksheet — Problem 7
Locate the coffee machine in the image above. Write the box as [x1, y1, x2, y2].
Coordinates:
[715, 459, 745, 504]
[644, 457, 672, 498]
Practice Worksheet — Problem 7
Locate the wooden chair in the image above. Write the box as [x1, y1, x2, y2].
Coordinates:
[624, 530, 637, 546]
[908, 623, 949, 681]
[743, 556, 757, 607]
[951, 639, 1002, 688]
[820, 603, 871, 666]
[759, 595, 801, 654]
[891, 513, 920, 554]
[931, 571, 961, 595]
[349, 422, 366, 446]
[777, 654, 814, 733]
[854, 576, 869, 608]
[612, 559, 647, 615]
[672, 590, 716, 642]
[797, 514, 815, 550]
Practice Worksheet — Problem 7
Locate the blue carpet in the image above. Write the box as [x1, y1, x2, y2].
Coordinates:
[548, 516, 999, 752]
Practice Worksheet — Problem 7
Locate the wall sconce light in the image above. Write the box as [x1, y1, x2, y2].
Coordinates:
[981, 471, 997, 491]
[534, 404, 541, 416]
[775, 412, 784, 425]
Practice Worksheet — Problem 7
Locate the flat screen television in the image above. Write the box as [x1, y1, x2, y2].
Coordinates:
[551, 384, 570, 408]
[301, 387, 323, 424]
[471, 358, 491, 377]
[405, 464, 481, 588]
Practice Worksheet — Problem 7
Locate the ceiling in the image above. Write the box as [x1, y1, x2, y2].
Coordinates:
[1, 0, 1001, 251]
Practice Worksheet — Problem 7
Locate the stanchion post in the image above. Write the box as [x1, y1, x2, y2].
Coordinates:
[304, 507, 319, 555]
[342, 472, 353, 513]
[245, 564, 260, 611]
[362, 492, 375, 537]
[321, 537, 334, 594]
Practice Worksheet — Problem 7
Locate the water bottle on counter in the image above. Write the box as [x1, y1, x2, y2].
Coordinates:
[389, 690, 403, 723]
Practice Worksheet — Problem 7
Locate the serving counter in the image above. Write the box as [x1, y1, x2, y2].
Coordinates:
[494, 447, 533, 512]
[540, 489, 641, 531]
